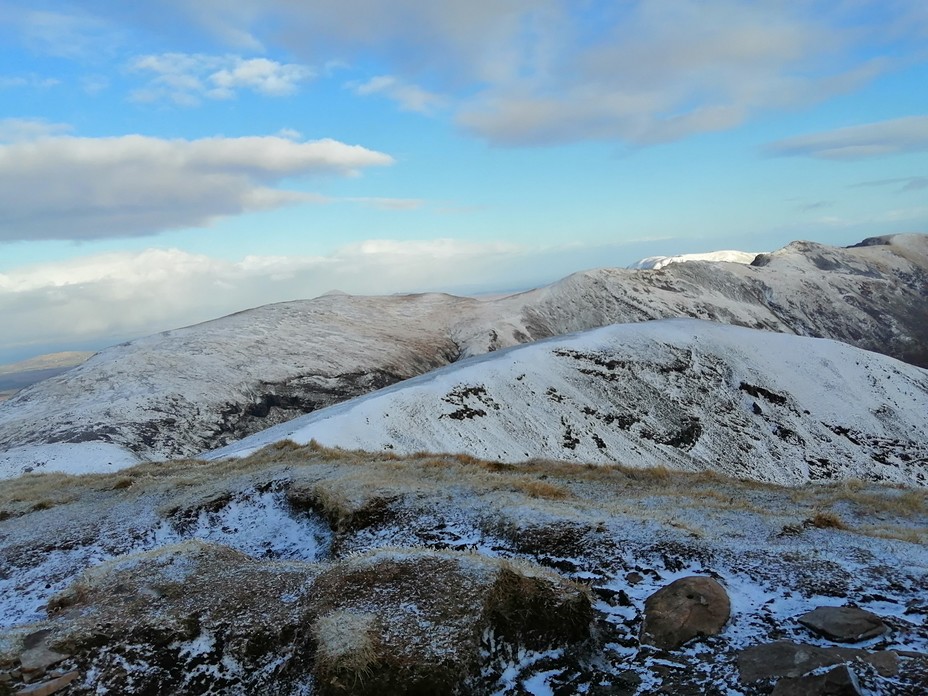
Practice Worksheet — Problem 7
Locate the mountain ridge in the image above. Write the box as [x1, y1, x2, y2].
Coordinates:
[0, 233, 925, 474]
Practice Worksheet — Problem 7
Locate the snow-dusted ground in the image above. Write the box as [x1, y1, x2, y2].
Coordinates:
[208, 319, 928, 486]
[628, 249, 762, 269]
[0, 234, 926, 474]
[0, 442, 140, 479]
[0, 486, 331, 629]
[1, 447, 925, 693]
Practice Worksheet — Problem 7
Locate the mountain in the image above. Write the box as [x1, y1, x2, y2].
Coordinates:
[628, 249, 762, 269]
[208, 319, 928, 487]
[0, 234, 926, 474]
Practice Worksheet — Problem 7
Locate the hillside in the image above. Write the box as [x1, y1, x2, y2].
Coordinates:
[1, 445, 925, 694]
[208, 319, 928, 487]
[0, 234, 925, 473]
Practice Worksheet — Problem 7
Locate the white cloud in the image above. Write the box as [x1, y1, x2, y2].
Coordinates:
[0, 131, 393, 241]
[129, 53, 314, 105]
[351, 75, 446, 115]
[766, 116, 928, 160]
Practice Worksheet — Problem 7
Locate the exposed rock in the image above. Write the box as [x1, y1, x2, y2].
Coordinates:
[738, 641, 899, 683]
[640, 576, 730, 650]
[14, 671, 79, 695]
[797, 606, 889, 643]
[770, 664, 862, 696]
[17, 646, 68, 681]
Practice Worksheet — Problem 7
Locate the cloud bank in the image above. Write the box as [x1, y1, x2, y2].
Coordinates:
[0, 240, 532, 357]
[0, 126, 393, 241]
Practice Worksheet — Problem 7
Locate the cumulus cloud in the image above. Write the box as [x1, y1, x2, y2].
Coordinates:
[0, 128, 393, 241]
[766, 116, 928, 160]
[350, 75, 446, 114]
[129, 53, 314, 105]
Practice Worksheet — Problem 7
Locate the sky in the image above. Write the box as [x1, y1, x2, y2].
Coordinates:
[1, 0, 927, 363]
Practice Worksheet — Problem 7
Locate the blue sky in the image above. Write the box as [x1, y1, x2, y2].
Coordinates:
[1, 1, 927, 362]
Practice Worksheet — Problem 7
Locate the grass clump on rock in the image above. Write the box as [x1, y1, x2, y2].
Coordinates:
[307, 548, 593, 695]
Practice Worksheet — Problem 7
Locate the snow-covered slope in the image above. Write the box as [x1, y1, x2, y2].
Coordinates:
[208, 320, 928, 486]
[0, 234, 926, 471]
[629, 250, 761, 269]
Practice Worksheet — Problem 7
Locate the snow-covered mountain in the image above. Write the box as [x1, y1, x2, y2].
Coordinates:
[207, 319, 928, 486]
[0, 234, 926, 474]
[629, 249, 761, 270]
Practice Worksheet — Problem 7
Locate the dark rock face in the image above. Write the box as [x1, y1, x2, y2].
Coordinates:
[639, 576, 730, 650]
[797, 606, 889, 643]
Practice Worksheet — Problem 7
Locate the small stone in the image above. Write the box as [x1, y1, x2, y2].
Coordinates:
[640, 576, 730, 650]
[625, 572, 644, 585]
[797, 606, 888, 643]
[14, 671, 79, 696]
[771, 664, 862, 696]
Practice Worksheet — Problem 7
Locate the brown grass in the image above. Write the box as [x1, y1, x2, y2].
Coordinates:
[804, 511, 848, 530]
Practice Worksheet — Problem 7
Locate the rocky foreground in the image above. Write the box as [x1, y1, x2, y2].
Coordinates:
[1, 444, 925, 694]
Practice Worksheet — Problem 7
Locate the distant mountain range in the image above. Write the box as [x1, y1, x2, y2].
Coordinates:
[1, 234, 926, 481]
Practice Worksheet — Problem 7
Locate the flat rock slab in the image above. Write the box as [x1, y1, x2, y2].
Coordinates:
[771, 664, 862, 696]
[14, 670, 79, 695]
[797, 606, 888, 643]
[640, 576, 730, 650]
[738, 641, 898, 683]
[18, 646, 69, 677]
